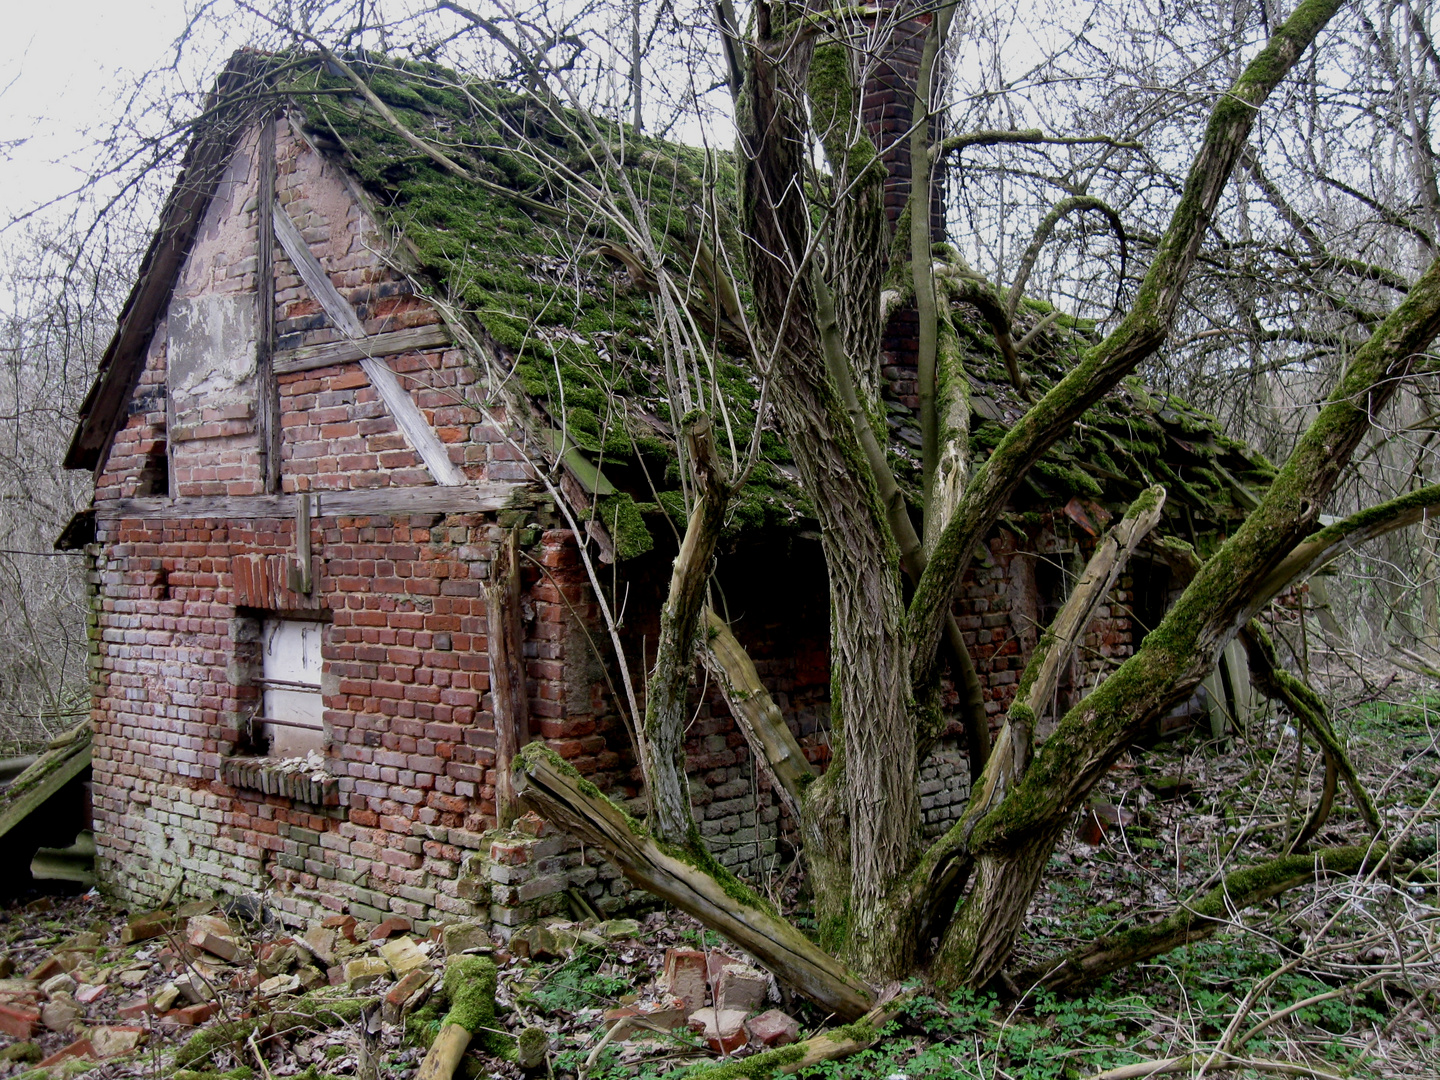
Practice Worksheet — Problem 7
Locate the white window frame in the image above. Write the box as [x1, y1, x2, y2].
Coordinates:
[257, 617, 326, 758]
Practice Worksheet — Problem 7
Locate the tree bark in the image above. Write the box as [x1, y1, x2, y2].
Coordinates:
[512, 743, 875, 1018]
[942, 489, 1165, 921]
[909, 0, 1352, 692]
[1016, 487, 1166, 741]
[643, 413, 729, 845]
[936, 250, 1440, 989]
[740, 17, 919, 977]
[1241, 623, 1381, 840]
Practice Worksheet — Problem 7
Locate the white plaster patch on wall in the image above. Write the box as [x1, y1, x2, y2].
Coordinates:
[168, 292, 258, 418]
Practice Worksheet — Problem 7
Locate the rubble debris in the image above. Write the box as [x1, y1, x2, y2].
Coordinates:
[40, 990, 83, 1034]
[0, 884, 817, 1080]
[37, 1036, 94, 1067]
[0, 1000, 40, 1039]
[187, 914, 247, 962]
[120, 908, 178, 944]
[151, 983, 181, 1012]
[382, 968, 435, 1025]
[661, 946, 709, 1012]
[74, 982, 106, 1006]
[688, 1006, 749, 1054]
[369, 916, 413, 941]
[747, 1008, 801, 1047]
[345, 957, 392, 989]
[302, 924, 339, 964]
[323, 913, 360, 941]
[170, 1001, 220, 1026]
[39, 972, 77, 998]
[714, 960, 769, 1014]
[90, 1024, 146, 1057]
[601, 994, 689, 1041]
[439, 920, 491, 955]
[379, 936, 430, 978]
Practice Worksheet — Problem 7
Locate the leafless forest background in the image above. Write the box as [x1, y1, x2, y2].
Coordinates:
[5, 0, 1440, 749]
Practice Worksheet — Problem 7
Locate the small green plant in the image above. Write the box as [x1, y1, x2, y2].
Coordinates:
[525, 951, 632, 1014]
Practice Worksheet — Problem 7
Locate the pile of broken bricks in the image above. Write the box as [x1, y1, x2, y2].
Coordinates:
[0, 895, 497, 1077]
[0, 894, 814, 1079]
[603, 946, 801, 1057]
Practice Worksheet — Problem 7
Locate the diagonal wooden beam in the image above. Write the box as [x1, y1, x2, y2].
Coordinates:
[271, 200, 464, 486]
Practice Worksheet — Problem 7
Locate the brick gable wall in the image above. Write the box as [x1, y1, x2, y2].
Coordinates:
[84, 108, 1140, 937]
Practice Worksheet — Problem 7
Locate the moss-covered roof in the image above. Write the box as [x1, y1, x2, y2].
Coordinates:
[282, 54, 804, 552]
[74, 51, 1272, 561]
[274, 53, 1274, 557]
[912, 295, 1276, 552]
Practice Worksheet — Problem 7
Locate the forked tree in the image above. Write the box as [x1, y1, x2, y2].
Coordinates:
[498, 0, 1440, 1012]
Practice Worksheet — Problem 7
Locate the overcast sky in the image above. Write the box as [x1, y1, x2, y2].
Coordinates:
[0, 0, 192, 228]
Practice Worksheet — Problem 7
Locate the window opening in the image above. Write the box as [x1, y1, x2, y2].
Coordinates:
[255, 617, 325, 757]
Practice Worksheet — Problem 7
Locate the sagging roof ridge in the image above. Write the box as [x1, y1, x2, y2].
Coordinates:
[65, 49, 1276, 558]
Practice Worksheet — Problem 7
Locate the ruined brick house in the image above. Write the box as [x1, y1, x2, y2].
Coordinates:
[55, 49, 1272, 934]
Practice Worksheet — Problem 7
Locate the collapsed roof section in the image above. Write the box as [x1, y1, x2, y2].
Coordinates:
[66, 51, 1274, 557]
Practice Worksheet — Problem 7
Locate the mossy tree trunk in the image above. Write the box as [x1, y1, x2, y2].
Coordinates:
[526, 0, 1440, 1009]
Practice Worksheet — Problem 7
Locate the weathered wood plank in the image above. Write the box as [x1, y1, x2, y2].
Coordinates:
[272, 200, 364, 337]
[271, 201, 464, 486]
[257, 115, 280, 494]
[95, 482, 530, 521]
[273, 325, 453, 374]
[701, 607, 813, 820]
[358, 354, 466, 485]
[487, 530, 529, 827]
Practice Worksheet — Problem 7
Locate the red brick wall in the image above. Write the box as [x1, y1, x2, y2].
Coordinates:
[85, 103, 1141, 937]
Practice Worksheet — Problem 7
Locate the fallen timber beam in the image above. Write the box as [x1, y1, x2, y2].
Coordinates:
[512, 744, 875, 1019]
[701, 607, 815, 820]
[1019, 486, 1167, 740]
[94, 482, 531, 522]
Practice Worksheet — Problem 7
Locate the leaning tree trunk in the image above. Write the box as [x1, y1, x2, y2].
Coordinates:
[642, 413, 730, 845]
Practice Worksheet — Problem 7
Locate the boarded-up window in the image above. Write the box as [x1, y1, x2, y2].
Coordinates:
[260, 618, 324, 757]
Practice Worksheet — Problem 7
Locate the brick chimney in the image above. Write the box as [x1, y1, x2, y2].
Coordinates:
[858, 1, 946, 240]
[858, 1, 946, 411]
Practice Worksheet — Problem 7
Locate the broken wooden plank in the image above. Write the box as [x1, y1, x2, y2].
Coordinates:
[0, 730, 92, 843]
[272, 200, 364, 337]
[271, 200, 463, 486]
[543, 429, 615, 496]
[95, 482, 530, 522]
[273, 325, 452, 374]
[700, 607, 813, 820]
